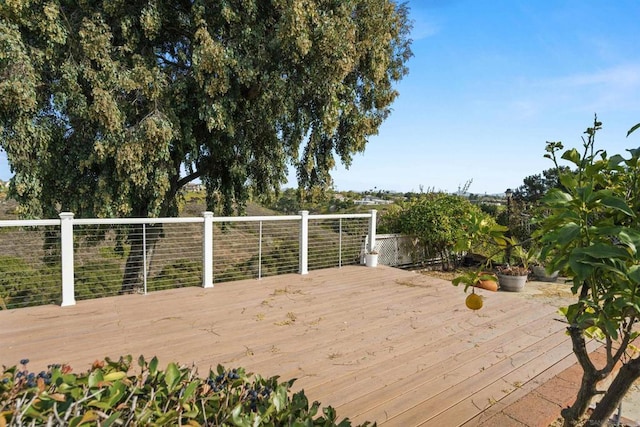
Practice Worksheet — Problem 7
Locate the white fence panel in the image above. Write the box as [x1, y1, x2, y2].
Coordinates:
[0, 224, 62, 308]
[0, 210, 377, 309]
[308, 216, 370, 270]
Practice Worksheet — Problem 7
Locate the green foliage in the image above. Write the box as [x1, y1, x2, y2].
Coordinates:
[381, 193, 498, 268]
[538, 121, 640, 335]
[0, 356, 372, 426]
[536, 117, 640, 424]
[0, 1, 412, 219]
[74, 260, 124, 300]
[0, 256, 59, 309]
[513, 167, 568, 204]
[148, 259, 202, 291]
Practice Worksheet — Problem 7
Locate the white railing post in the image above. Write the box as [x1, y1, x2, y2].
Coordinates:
[368, 209, 377, 253]
[258, 221, 263, 280]
[299, 210, 309, 274]
[202, 211, 214, 288]
[59, 212, 76, 307]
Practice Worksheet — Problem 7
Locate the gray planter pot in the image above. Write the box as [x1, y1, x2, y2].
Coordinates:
[497, 274, 527, 292]
[531, 266, 559, 282]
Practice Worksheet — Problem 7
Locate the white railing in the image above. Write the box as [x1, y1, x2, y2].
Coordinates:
[0, 210, 377, 309]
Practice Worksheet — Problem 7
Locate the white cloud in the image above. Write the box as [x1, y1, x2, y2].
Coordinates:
[555, 64, 640, 89]
[411, 19, 440, 40]
[504, 64, 640, 120]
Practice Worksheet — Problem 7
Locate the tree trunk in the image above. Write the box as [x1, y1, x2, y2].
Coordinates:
[561, 372, 600, 427]
[562, 327, 607, 427]
[588, 357, 640, 426]
[120, 223, 163, 294]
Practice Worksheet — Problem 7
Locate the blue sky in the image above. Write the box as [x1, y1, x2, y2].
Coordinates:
[324, 0, 640, 194]
[2, 0, 640, 195]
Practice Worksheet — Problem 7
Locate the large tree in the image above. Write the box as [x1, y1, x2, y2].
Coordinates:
[0, 0, 411, 292]
[0, 0, 412, 219]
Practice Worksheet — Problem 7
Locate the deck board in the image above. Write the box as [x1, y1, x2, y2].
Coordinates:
[0, 266, 577, 426]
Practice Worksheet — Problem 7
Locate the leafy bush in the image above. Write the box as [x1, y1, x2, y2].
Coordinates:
[0, 356, 372, 426]
[380, 193, 496, 268]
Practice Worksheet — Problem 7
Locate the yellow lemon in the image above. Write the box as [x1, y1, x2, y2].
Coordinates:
[465, 293, 483, 310]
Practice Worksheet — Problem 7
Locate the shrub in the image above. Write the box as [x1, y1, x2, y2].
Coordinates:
[0, 256, 59, 309]
[0, 356, 373, 426]
[148, 259, 202, 291]
[380, 193, 495, 268]
[74, 260, 125, 300]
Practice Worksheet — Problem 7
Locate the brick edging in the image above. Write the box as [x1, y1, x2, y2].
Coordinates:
[466, 346, 628, 427]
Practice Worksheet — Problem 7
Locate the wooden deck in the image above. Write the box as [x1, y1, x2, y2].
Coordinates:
[1, 266, 580, 426]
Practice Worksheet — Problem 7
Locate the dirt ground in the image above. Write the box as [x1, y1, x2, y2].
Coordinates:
[418, 268, 640, 425]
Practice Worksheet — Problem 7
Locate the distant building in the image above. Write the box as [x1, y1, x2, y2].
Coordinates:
[353, 195, 393, 205]
[184, 183, 205, 192]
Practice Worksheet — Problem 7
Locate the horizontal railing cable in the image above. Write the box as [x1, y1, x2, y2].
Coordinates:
[0, 210, 377, 309]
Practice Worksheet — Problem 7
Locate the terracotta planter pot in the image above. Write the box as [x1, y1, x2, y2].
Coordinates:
[474, 273, 498, 292]
[497, 274, 527, 292]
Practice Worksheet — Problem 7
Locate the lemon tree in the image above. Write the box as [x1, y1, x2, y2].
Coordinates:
[537, 117, 640, 426]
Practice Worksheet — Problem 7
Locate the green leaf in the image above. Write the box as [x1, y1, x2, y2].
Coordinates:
[561, 148, 582, 166]
[629, 265, 640, 284]
[103, 371, 127, 382]
[607, 154, 626, 168]
[584, 325, 605, 340]
[164, 362, 181, 391]
[273, 385, 288, 412]
[577, 244, 629, 260]
[231, 404, 249, 427]
[106, 381, 126, 407]
[180, 380, 198, 403]
[599, 196, 635, 217]
[102, 411, 122, 427]
[546, 222, 580, 246]
[563, 303, 582, 323]
[88, 369, 103, 388]
[568, 259, 592, 281]
[149, 356, 158, 375]
[155, 410, 178, 425]
[542, 188, 573, 204]
[627, 122, 640, 137]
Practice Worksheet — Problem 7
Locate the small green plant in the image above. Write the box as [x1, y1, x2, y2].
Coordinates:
[451, 212, 510, 294]
[0, 356, 374, 426]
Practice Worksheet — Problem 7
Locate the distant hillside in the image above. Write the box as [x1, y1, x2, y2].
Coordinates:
[0, 195, 17, 220]
[0, 193, 278, 220]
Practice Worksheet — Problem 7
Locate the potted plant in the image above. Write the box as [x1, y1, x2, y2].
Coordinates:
[496, 244, 531, 292]
[452, 212, 508, 299]
[496, 265, 529, 291]
[528, 246, 560, 282]
[365, 250, 379, 267]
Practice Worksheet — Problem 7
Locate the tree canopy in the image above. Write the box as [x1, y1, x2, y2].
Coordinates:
[0, 0, 412, 218]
